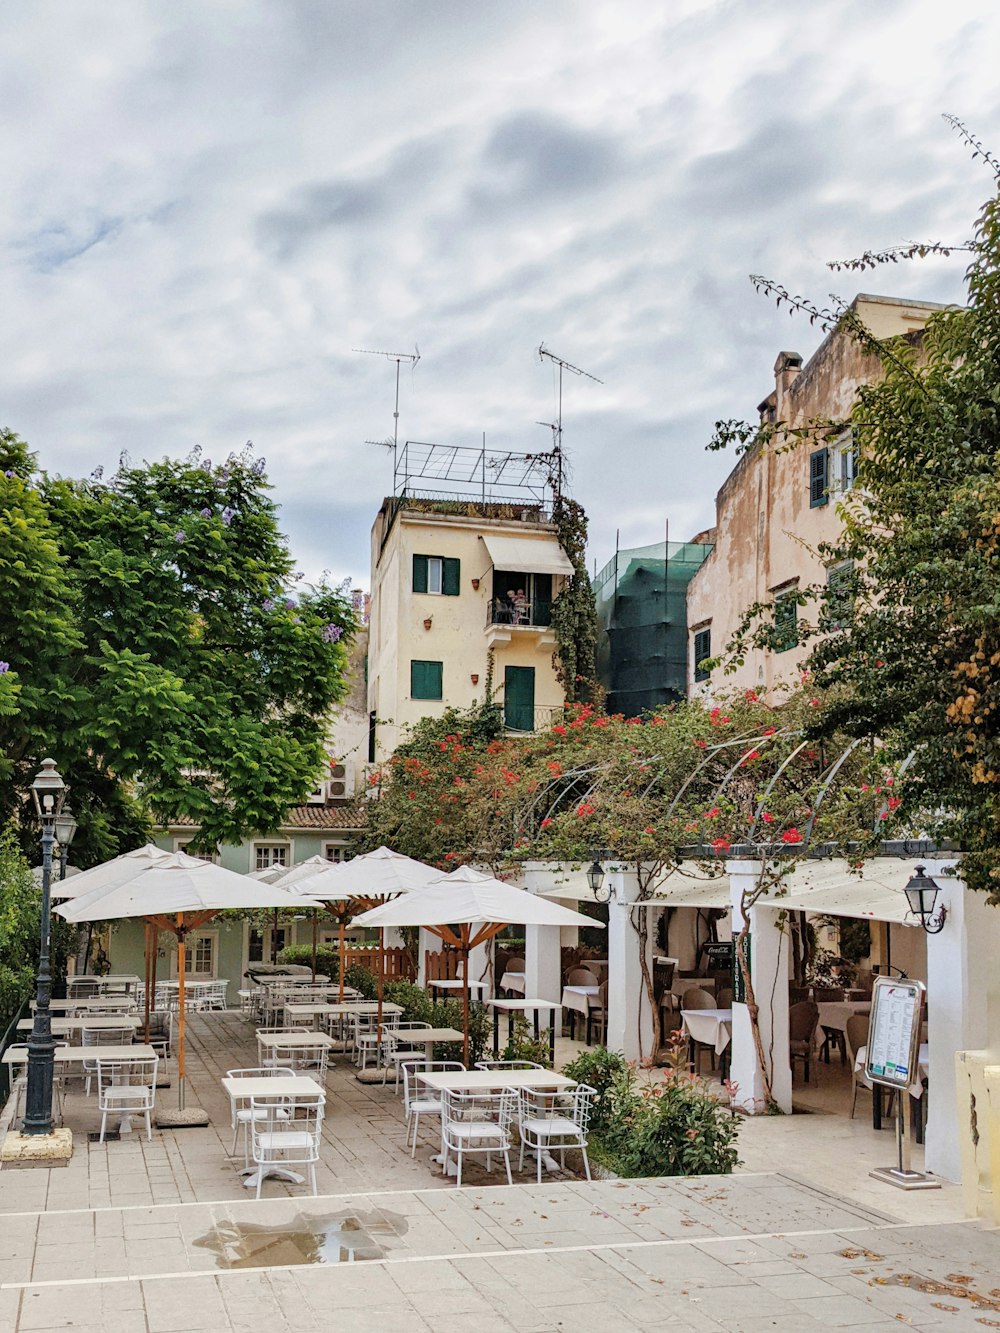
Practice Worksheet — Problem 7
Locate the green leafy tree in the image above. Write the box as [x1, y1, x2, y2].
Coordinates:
[0, 438, 356, 860]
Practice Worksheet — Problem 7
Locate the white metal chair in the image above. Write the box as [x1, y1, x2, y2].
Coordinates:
[225, 1065, 295, 1163]
[255, 1028, 303, 1069]
[517, 1083, 595, 1184]
[382, 1022, 433, 1087]
[96, 1055, 158, 1142]
[441, 1087, 517, 1187]
[248, 1092, 325, 1199]
[352, 1011, 399, 1070]
[82, 1026, 135, 1095]
[144, 1010, 172, 1063]
[203, 980, 228, 1011]
[401, 1060, 463, 1156]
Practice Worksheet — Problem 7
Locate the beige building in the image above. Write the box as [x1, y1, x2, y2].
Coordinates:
[686, 293, 951, 697]
[366, 497, 573, 761]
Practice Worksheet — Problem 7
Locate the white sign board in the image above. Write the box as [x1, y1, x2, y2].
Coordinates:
[865, 976, 925, 1090]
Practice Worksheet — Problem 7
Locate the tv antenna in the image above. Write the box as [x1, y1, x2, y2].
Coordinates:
[355, 345, 420, 472]
[537, 343, 602, 497]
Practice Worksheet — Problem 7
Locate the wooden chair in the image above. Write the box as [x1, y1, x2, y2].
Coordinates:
[789, 1001, 819, 1083]
[846, 1012, 894, 1120]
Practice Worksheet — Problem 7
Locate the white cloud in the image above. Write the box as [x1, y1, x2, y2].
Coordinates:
[1, 0, 997, 588]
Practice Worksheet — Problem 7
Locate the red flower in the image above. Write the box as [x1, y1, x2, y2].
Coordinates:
[761, 811, 774, 823]
[552, 724, 567, 736]
[744, 689, 759, 702]
[540, 817, 553, 829]
[761, 726, 776, 736]
[546, 760, 562, 776]
[887, 795, 901, 811]
[576, 802, 596, 817]
[643, 826, 656, 835]
[711, 837, 731, 853]
[781, 828, 803, 844]
[703, 807, 721, 819]
[741, 749, 761, 765]
[694, 738, 708, 749]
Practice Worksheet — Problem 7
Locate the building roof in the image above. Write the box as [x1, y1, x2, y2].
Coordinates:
[161, 803, 366, 833]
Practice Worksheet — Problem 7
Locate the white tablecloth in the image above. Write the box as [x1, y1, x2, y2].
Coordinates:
[855, 1042, 929, 1098]
[561, 985, 599, 1017]
[501, 970, 526, 995]
[816, 1000, 871, 1034]
[682, 1007, 733, 1055]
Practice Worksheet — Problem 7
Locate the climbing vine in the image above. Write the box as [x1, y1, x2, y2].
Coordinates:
[550, 495, 598, 704]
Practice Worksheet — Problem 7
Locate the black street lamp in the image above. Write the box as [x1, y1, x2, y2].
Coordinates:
[587, 857, 611, 904]
[54, 802, 77, 882]
[903, 865, 947, 935]
[23, 759, 67, 1136]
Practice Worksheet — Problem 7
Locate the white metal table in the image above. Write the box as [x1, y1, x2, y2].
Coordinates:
[487, 998, 562, 1063]
[16, 1015, 140, 1036]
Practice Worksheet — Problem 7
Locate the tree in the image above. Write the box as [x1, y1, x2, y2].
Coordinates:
[708, 121, 1000, 897]
[0, 437, 357, 860]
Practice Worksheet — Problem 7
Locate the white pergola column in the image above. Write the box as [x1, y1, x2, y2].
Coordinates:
[728, 859, 792, 1114]
[606, 867, 656, 1063]
[522, 866, 563, 1040]
[924, 861, 1000, 1181]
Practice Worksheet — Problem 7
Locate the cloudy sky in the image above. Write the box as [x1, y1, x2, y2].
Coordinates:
[2, 1, 998, 588]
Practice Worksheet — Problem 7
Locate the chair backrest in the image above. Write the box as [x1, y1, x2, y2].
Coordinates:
[788, 986, 811, 1005]
[567, 967, 598, 987]
[503, 956, 526, 975]
[145, 1011, 171, 1041]
[846, 1013, 870, 1062]
[82, 1026, 134, 1047]
[813, 987, 846, 1003]
[443, 1087, 517, 1134]
[682, 988, 715, 1010]
[521, 1082, 595, 1133]
[474, 1060, 543, 1071]
[226, 1065, 295, 1079]
[69, 979, 100, 998]
[788, 1001, 820, 1042]
[248, 1093, 324, 1158]
[96, 1056, 158, 1097]
[716, 987, 734, 1009]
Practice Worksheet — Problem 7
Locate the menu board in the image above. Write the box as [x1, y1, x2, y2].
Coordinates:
[865, 977, 925, 1090]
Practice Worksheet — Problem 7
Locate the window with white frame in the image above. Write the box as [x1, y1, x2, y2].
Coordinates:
[830, 429, 857, 494]
[247, 925, 288, 963]
[174, 839, 219, 863]
[323, 843, 349, 862]
[254, 843, 289, 871]
[172, 930, 217, 977]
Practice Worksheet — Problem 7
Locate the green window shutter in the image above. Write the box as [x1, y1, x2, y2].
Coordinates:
[693, 628, 712, 682]
[442, 557, 461, 596]
[826, 561, 854, 630]
[410, 659, 443, 700]
[773, 595, 798, 653]
[809, 449, 829, 507]
[412, 555, 429, 594]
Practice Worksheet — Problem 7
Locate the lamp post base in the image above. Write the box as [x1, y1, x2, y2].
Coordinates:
[1, 1128, 74, 1164]
[870, 1166, 941, 1191]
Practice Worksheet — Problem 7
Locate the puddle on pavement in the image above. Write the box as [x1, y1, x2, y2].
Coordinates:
[193, 1208, 407, 1269]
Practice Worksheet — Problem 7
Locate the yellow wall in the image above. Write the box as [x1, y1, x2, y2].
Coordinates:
[368, 503, 568, 759]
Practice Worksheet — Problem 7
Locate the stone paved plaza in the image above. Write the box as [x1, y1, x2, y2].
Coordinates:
[0, 1011, 997, 1331]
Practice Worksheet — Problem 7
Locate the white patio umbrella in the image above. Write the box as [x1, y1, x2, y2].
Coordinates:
[269, 855, 342, 978]
[56, 853, 324, 1126]
[292, 847, 441, 1003]
[353, 865, 603, 1063]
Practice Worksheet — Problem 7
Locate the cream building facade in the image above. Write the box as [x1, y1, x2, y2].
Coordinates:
[686, 294, 952, 697]
[366, 497, 573, 761]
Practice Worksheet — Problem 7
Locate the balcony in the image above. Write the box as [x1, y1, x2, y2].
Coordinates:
[485, 596, 556, 648]
[504, 704, 565, 735]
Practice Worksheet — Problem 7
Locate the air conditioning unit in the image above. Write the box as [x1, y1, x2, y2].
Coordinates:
[327, 762, 355, 800]
[305, 782, 328, 805]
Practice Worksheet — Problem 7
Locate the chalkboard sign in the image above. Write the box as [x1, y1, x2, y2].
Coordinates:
[865, 977, 925, 1091]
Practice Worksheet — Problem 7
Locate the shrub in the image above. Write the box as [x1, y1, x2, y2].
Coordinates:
[344, 962, 377, 999]
[611, 1077, 741, 1178]
[562, 1046, 632, 1135]
[343, 966, 489, 1063]
[500, 1014, 552, 1069]
[277, 944, 340, 979]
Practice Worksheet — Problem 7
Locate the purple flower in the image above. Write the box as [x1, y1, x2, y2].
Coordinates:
[0, 661, 9, 674]
[202, 457, 212, 471]
[284, 598, 296, 610]
[252, 457, 266, 476]
[174, 530, 186, 543]
[199, 507, 212, 518]
[221, 507, 236, 526]
[3, 469, 14, 479]
[262, 598, 275, 612]
[322, 623, 343, 643]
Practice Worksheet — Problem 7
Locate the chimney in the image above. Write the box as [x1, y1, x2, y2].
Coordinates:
[773, 351, 802, 414]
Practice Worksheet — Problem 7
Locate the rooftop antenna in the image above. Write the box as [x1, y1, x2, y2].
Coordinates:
[537, 343, 602, 498]
[355, 345, 420, 475]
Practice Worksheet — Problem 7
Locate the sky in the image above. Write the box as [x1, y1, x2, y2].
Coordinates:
[2, 0, 999, 589]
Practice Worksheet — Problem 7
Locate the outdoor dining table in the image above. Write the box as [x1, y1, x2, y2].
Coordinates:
[681, 1007, 734, 1076]
[499, 970, 526, 995]
[428, 979, 490, 999]
[16, 1015, 141, 1036]
[255, 1030, 337, 1052]
[220, 1073, 325, 1189]
[3, 1043, 157, 1132]
[31, 997, 138, 1013]
[816, 999, 871, 1063]
[388, 1026, 464, 1060]
[487, 998, 563, 1064]
[560, 984, 600, 1041]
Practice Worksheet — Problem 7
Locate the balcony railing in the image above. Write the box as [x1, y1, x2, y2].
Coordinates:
[488, 597, 552, 629]
[505, 705, 564, 734]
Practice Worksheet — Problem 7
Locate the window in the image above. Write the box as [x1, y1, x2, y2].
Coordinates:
[490, 571, 553, 627]
[825, 560, 855, 631]
[410, 659, 443, 700]
[773, 593, 798, 653]
[323, 843, 351, 862]
[693, 627, 712, 683]
[174, 840, 218, 863]
[174, 930, 217, 977]
[809, 448, 829, 508]
[368, 709, 377, 764]
[413, 554, 460, 596]
[247, 926, 287, 964]
[254, 843, 289, 871]
[831, 431, 857, 493]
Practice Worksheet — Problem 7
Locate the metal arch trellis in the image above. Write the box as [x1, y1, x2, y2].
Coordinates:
[511, 726, 901, 856]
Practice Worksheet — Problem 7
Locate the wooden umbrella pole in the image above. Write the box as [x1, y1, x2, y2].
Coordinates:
[376, 926, 384, 1057]
[176, 913, 186, 1111]
[311, 909, 317, 982]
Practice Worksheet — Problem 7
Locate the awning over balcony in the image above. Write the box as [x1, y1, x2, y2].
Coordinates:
[480, 533, 574, 576]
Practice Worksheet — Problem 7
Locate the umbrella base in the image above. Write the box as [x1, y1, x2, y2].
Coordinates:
[355, 1068, 390, 1085]
[155, 1106, 209, 1129]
